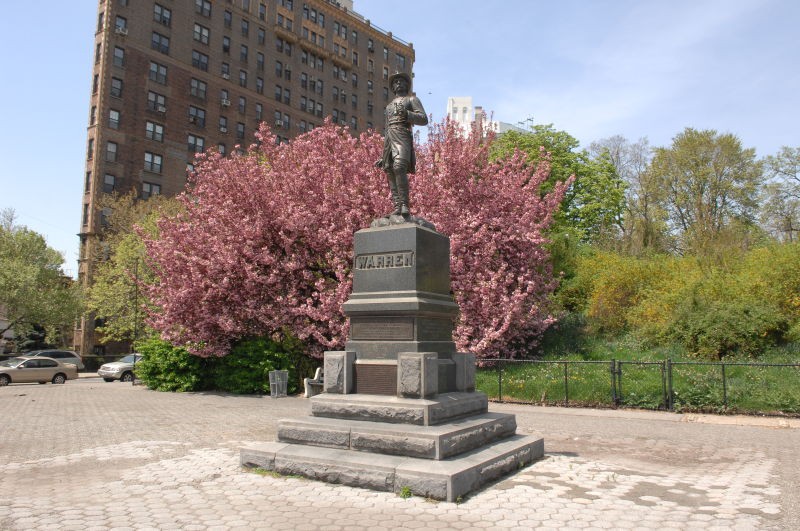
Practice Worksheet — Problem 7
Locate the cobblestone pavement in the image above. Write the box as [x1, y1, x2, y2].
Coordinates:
[1, 378, 798, 530]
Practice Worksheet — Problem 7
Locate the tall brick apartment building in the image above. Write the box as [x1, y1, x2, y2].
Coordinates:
[77, 0, 415, 356]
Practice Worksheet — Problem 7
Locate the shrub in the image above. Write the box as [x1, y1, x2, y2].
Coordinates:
[135, 338, 211, 392]
[211, 336, 306, 394]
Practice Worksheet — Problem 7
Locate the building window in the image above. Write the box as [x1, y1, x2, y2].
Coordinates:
[256, 77, 263, 94]
[113, 46, 125, 67]
[274, 85, 282, 101]
[106, 141, 118, 162]
[241, 19, 249, 37]
[114, 16, 127, 31]
[188, 106, 206, 127]
[274, 110, 282, 127]
[283, 88, 290, 104]
[218, 143, 227, 155]
[382, 67, 389, 80]
[224, 10, 232, 28]
[97, 12, 105, 33]
[146, 121, 164, 142]
[142, 182, 161, 199]
[299, 120, 306, 133]
[195, 0, 211, 17]
[239, 70, 247, 87]
[350, 116, 358, 130]
[151, 32, 170, 54]
[188, 134, 205, 153]
[149, 61, 167, 84]
[144, 152, 163, 173]
[193, 24, 210, 44]
[222, 36, 231, 54]
[352, 51, 358, 66]
[367, 101, 373, 116]
[103, 174, 116, 193]
[300, 95, 307, 112]
[240, 44, 248, 62]
[87, 138, 94, 160]
[95, 43, 102, 64]
[257, 28, 265, 45]
[100, 208, 112, 228]
[220, 89, 229, 105]
[259, 3, 266, 20]
[351, 94, 357, 109]
[238, 96, 246, 113]
[383, 46, 389, 60]
[90, 106, 97, 126]
[256, 52, 265, 71]
[147, 91, 166, 112]
[236, 122, 245, 139]
[190, 78, 207, 99]
[219, 116, 228, 132]
[192, 50, 209, 71]
[300, 72, 307, 88]
[83, 204, 89, 225]
[92, 74, 99, 94]
[108, 109, 120, 129]
[110, 77, 123, 98]
[367, 38, 374, 52]
[351, 73, 358, 88]
[383, 87, 389, 101]
[153, 4, 171, 26]
[221, 62, 230, 77]
[255, 103, 262, 120]
[395, 53, 407, 69]
[85, 171, 92, 192]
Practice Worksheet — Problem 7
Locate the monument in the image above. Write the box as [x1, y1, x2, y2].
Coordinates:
[240, 74, 543, 502]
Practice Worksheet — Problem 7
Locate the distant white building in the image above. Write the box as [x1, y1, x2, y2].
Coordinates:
[446, 97, 526, 137]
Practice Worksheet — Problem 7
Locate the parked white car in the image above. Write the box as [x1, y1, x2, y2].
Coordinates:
[98, 353, 143, 382]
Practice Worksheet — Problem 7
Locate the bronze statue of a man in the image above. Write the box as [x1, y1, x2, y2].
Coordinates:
[376, 72, 428, 219]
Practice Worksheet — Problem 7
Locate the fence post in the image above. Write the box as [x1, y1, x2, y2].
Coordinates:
[661, 360, 668, 410]
[610, 359, 617, 407]
[563, 361, 569, 407]
[497, 360, 503, 403]
[617, 361, 624, 404]
[721, 363, 728, 408]
[667, 358, 674, 411]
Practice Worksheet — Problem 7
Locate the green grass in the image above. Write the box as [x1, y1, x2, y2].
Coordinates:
[476, 335, 800, 415]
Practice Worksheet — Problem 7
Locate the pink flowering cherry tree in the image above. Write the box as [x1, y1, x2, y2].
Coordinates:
[143, 118, 569, 359]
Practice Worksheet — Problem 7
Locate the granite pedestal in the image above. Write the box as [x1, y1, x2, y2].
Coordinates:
[240, 223, 544, 501]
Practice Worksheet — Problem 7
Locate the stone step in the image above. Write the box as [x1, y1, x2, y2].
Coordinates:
[240, 433, 544, 502]
[277, 412, 517, 460]
[310, 391, 488, 426]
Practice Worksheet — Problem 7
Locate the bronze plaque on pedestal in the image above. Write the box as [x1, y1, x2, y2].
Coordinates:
[354, 363, 397, 395]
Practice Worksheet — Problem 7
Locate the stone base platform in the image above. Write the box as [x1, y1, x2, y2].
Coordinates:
[240, 434, 544, 502]
[278, 412, 517, 460]
[240, 392, 544, 501]
[310, 392, 489, 426]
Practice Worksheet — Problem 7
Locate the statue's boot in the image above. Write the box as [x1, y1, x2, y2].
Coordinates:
[394, 166, 411, 219]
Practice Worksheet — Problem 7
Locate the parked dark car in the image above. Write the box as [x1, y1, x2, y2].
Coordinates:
[24, 349, 85, 370]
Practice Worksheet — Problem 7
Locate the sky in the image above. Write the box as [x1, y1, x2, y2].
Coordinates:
[0, 0, 797, 278]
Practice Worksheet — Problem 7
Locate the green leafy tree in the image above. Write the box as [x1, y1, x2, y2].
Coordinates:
[648, 128, 763, 255]
[589, 136, 671, 254]
[491, 124, 626, 244]
[0, 209, 84, 345]
[87, 193, 181, 344]
[760, 146, 800, 242]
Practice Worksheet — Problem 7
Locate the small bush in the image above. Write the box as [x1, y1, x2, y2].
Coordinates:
[212, 336, 305, 394]
[136, 338, 211, 392]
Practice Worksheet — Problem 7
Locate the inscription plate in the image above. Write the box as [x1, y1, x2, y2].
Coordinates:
[354, 364, 397, 395]
[417, 318, 454, 341]
[351, 318, 414, 341]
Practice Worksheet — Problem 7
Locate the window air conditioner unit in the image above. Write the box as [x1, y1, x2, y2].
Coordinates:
[188, 115, 196, 123]
[115, 27, 128, 35]
[157, 105, 167, 112]
[220, 126, 228, 133]
[221, 99, 231, 106]
[222, 73, 230, 80]
[275, 120, 283, 127]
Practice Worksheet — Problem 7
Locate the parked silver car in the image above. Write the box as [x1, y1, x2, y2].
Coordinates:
[25, 349, 85, 370]
[98, 353, 143, 382]
[0, 356, 78, 386]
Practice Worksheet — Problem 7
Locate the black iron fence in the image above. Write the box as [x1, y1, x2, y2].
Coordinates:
[478, 359, 800, 415]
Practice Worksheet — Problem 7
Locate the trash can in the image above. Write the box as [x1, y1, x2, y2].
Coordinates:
[269, 370, 288, 398]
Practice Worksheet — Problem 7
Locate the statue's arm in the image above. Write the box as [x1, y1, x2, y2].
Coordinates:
[407, 97, 429, 126]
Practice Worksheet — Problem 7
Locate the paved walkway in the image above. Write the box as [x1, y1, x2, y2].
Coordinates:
[1, 377, 797, 530]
